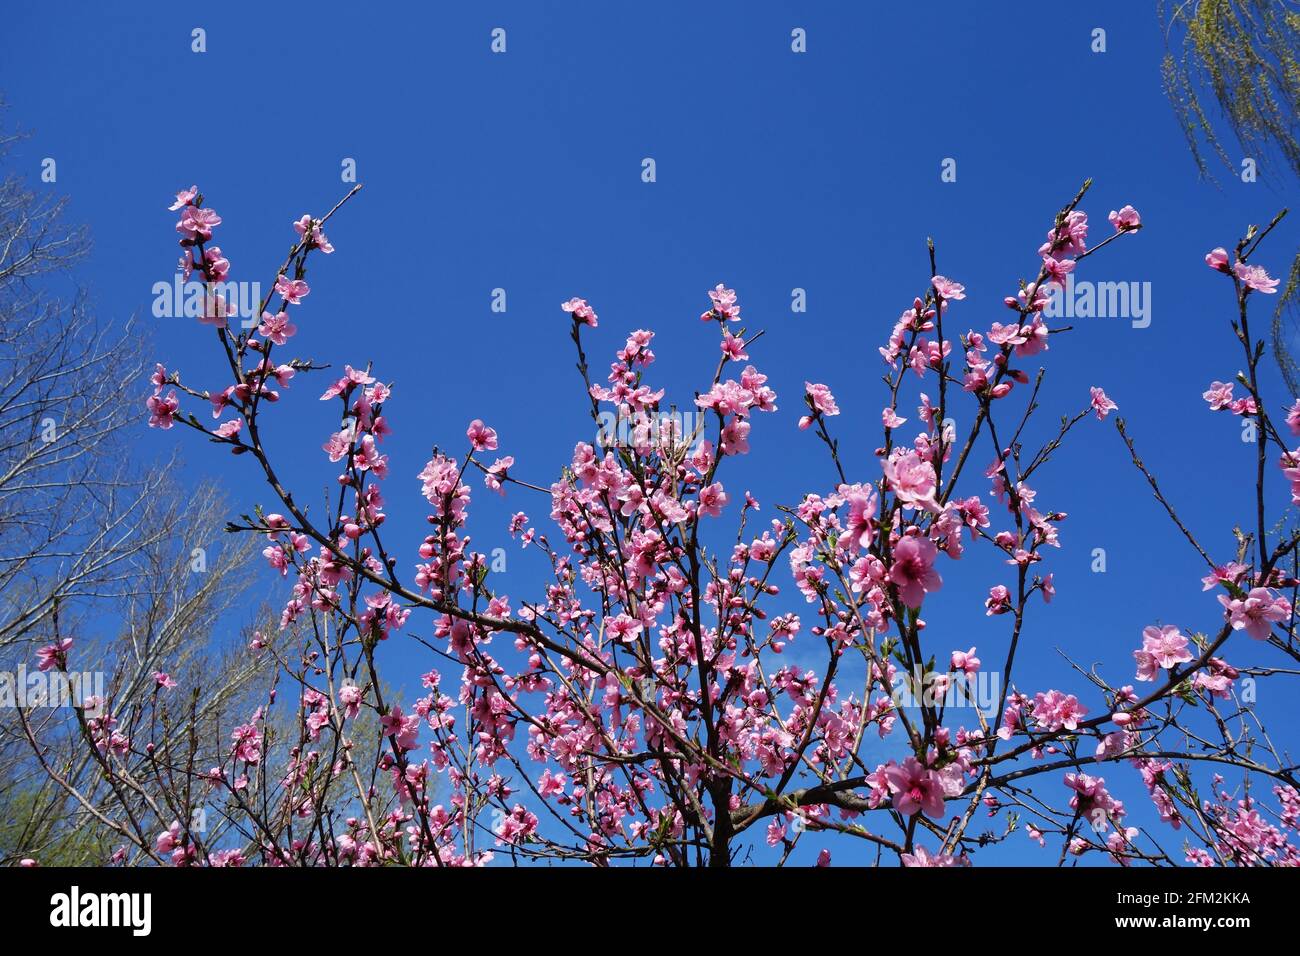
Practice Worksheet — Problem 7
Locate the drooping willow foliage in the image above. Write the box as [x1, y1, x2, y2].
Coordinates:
[1160, 0, 1300, 392]
[1161, 0, 1299, 178]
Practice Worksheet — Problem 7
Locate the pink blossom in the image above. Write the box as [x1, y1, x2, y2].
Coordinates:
[168, 185, 198, 211]
[275, 275, 310, 304]
[36, 638, 72, 672]
[466, 419, 499, 452]
[882, 448, 940, 512]
[1139, 624, 1194, 670]
[1032, 689, 1087, 732]
[146, 391, 179, 429]
[293, 214, 334, 253]
[538, 769, 567, 797]
[798, 381, 839, 429]
[881, 757, 946, 817]
[1089, 386, 1118, 420]
[702, 283, 741, 321]
[258, 310, 297, 345]
[1233, 261, 1279, 294]
[951, 646, 980, 678]
[1202, 381, 1235, 411]
[606, 614, 642, 644]
[889, 534, 942, 608]
[1219, 587, 1291, 640]
[562, 297, 598, 327]
[176, 206, 221, 241]
[1205, 247, 1231, 272]
[720, 331, 748, 361]
[900, 845, 963, 867]
[485, 456, 514, 494]
[931, 275, 966, 301]
[985, 584, 1012, 615]
[698, 482, 729, 518]
[882, 407, 907, 429]
[338, 683, 362, 720]
[1107, 205, 1141, 232]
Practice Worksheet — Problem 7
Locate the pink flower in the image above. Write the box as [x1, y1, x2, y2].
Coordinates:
[466, 419, 499, 452]
[275, 275, 310, 304]
[1133, 647, 1160, 682]
[889, 534, 942, 608]
[538, 769, 567, 797]
[1089, 386, 1118, 420]
[1205, 247, 1230, 272]
[293, 214, 334, 253]
[720, 331, 748, 362]
[881, 757, 946, 817]
[146, 391, 179, 429]
[951, 646, 980, 678]
[231, 722, 263, 764]
[798, 382, 839, 429]
[985, 584, 1012, 615]
[339, 683, 362, 720]
[702, 284, 740, 321]
[176, 206, 221, 241]
[155, 820, 183, 855]
[1202, 561, 1248, 591]
[380, 704, 419, 752]
[1039, 210, 1088, 258]
[606, 614, 642, 644]
[485, 456, 514, 494]
[168, 185, 198, 211]
[153, 671, 177, 690]
[561, 297, 598, 327]
[1287, 400, 1300, 435]
[698, 482, 728, 518]
[900, 845, 962, 867]
[1014, 316, 1049, 357]
[1219, 587, 1291, 640]
[36, 638, 73, 672]
[320, 365, 374, 401]
[1042, 256, 1075, 290]
[1032, 689, 1087, 731]
[1233, 261, 1280, 294]
[1202, 381, 1235, 411]
[882, 448, 940, 512]
[258, 310, 297, 345]
[1139, 624, 1194, 672]
[199, 293, 235, 327]
[203, 247, 230, 281]
[1107, 205, 1141, 232]
[931, 275, 966, 301]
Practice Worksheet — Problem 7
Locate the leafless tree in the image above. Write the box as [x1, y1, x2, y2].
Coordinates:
[0, 104, 276, 865]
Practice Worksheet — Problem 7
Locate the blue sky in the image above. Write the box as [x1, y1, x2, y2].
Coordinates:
[2, 1, 1297, 865]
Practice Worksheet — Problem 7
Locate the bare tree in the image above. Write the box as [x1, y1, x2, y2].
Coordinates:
[0, 104, 275, 865]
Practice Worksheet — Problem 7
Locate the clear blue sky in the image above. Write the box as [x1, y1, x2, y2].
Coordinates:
[3, 1, 1296, 864]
